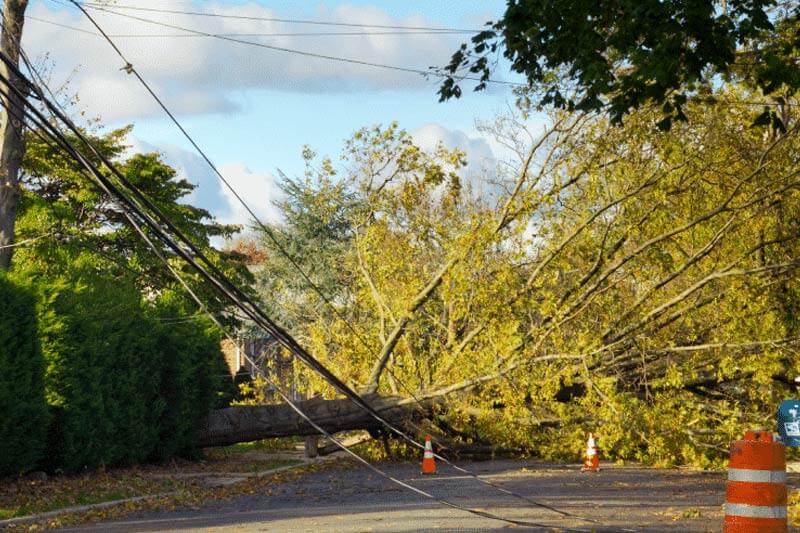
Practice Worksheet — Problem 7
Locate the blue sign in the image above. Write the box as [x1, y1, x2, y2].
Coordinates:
[778, 399, 800, 447]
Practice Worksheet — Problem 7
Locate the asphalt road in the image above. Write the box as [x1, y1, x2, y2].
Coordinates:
[56, 460, 737, 532]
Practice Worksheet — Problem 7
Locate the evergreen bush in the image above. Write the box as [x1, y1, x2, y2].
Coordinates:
[147, 293, 229, 461]
[37, 278, 232, 472]
[37, 278, 161, 471]
[0, 274, 48, 476]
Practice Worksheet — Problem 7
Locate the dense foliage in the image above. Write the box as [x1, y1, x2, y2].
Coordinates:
[1, 126, 241, 474]
[439, 1, 800, 129]
[37, 278, 229, 471]
[0, 273, 47, 476]
[254, 93, 800, 466]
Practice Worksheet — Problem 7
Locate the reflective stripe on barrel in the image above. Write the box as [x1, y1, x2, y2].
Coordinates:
[723, 430, 787, 533]
[727, 468, 787, 483]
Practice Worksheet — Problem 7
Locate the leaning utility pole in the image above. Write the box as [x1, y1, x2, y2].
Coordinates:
[0, 0, 29, 269]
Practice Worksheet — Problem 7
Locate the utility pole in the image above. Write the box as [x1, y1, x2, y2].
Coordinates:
[0, 0, 29, 269]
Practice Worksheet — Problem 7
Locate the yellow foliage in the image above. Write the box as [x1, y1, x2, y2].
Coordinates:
[254, 95, 800, 467]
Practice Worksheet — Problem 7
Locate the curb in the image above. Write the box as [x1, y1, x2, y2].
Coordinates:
[0, 459, 327, 529]
[0, 493, 177, 529]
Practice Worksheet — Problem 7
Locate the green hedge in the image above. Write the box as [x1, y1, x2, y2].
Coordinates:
[37, 279, 232, 472]
[39, 278, 160, 471]
[147, 293, 233, 461]
[0, 274, 48, 476]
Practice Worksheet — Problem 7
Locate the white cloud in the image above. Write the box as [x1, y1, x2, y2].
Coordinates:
[23, 1, 475, 121]
[215, 162, 282, 229]
[125, 136, 281, 230]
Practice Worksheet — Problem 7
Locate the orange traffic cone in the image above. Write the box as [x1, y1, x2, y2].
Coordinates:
[421, 435, 437, 475]
[581, 432, 600, 472]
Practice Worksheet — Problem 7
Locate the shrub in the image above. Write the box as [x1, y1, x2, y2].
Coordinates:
[0, 274, 48, 476]
[37, 278, 232, 472]
[37, 277, 161, 471]
[147, 293, 231, 460]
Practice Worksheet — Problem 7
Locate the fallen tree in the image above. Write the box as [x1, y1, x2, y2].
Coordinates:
[196, 394, 427, 447]
[230, 97, 800, 468]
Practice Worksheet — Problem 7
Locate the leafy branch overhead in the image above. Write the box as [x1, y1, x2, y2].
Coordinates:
[438, 0, 799, 128]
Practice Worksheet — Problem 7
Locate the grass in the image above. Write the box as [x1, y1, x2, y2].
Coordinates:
[0, 446, 307, 528]
[0, 471, 186, 521]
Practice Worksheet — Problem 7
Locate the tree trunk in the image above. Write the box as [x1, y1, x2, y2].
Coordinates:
[196, 394, 431, 448]
[0, 0, 29, 269]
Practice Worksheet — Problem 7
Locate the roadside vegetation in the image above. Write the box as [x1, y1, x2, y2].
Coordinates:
[251, 92, 800, 468]
[4, 4, 800, 529]
[0, 129, 242, 477]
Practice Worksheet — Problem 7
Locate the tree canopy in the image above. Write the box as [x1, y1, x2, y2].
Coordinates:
[439, 1, 800, 128]
[15, 125, 251, 324]
[250, 90, 800, 465]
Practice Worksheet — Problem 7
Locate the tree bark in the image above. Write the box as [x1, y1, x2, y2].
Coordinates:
[196, 394, 431, 448]
[0, 0, 29, 269]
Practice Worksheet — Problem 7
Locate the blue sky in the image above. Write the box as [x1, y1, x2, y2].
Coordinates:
[25, 1, 533, 232]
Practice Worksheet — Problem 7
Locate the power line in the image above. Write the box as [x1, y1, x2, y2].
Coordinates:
[28, 15, 95, 35]
[27, 3, 597, 525]
[0, 58, 592, 533]
[59, 0, 467, 437]
[63, 0, 473, 452]
[67, 0, 520, 87]
[28, 15, 476, 38]
[77, 1, 484, 33]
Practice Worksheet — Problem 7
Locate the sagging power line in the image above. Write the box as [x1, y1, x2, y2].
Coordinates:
[0, 51, 595, 533]
[59, 2, 596, 522]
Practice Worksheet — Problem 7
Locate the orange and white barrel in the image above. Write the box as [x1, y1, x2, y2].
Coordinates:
[724, 430, 787, 533]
